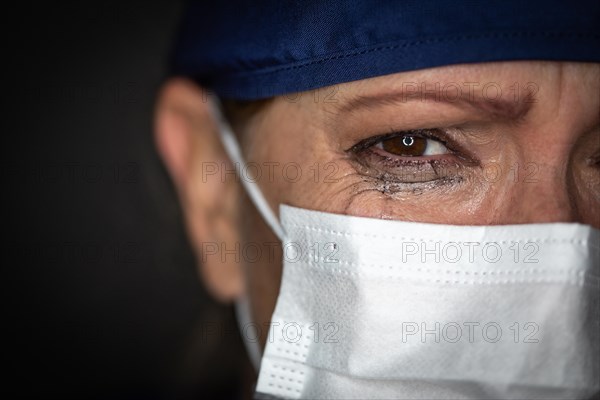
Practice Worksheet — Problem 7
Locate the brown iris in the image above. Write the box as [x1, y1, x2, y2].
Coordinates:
[381, 135, 427, 156]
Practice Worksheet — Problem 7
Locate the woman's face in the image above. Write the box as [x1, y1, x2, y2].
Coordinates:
[234, 61, 599, 344]
[156, 61, 600, 348]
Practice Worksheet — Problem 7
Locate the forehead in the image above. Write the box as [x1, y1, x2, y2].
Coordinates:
[283, 61, 598, 126]
[322, 61, 549, 101]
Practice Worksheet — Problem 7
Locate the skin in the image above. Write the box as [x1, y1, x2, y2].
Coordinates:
[154, 61, 600, 370]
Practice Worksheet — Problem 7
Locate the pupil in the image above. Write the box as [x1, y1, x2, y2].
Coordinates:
[402, 136, 415, 147]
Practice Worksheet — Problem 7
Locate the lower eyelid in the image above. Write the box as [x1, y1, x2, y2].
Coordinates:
[351, 147, 467, 183]
[345, 164, 465, 196]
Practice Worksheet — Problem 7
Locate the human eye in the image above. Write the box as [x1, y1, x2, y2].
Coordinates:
[346, 128, 479, 190]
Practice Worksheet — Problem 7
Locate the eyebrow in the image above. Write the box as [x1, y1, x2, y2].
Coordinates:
[336, 86, 534, 121]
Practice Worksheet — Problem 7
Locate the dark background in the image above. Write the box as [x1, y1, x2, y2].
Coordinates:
[7, 2, 246, 398]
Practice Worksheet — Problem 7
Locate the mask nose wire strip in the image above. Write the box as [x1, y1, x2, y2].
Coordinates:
[209, 97, 287, 242]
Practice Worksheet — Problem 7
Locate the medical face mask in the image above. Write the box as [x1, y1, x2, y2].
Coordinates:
[211, 100, 600, 399]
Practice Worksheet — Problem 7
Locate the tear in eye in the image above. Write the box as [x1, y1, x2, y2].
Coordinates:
[375, 134, 449, 157]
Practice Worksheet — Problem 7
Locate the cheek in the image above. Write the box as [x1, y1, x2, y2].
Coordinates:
[276, 153, 498, 224]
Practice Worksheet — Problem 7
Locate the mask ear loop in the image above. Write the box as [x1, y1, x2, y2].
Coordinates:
[209, 97, 286, 242]
[234, 294, 262, 371]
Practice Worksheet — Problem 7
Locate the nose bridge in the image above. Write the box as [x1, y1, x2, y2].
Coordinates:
[506, 161, 578, 224]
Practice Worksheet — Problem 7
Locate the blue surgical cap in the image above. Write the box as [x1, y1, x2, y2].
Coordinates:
[171, 1, 600, 100]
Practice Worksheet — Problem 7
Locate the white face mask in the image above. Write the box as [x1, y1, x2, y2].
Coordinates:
[211, 100, 600, 400]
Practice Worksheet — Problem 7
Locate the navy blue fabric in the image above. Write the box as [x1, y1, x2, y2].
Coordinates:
[171, 0, 600, 100]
